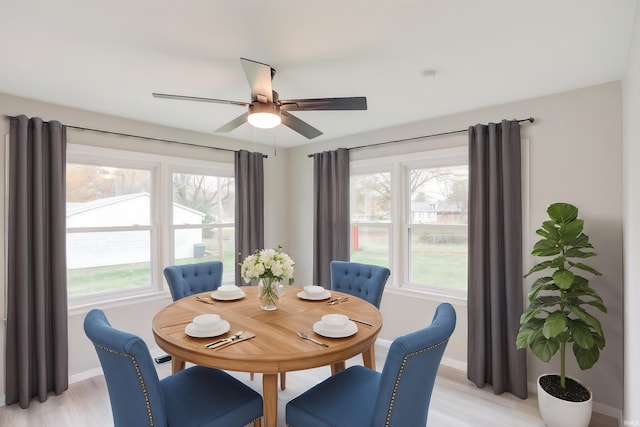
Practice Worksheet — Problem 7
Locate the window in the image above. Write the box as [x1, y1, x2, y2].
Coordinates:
[171, 171, 235, 283]
[66, 144, 234, 304]
[66, 163, 154, 299]
[350, 146, 468, 297]
[406, 165, 468, 293]
[350, 171, 391, 267]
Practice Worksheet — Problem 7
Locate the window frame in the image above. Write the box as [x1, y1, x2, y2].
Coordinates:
[167, 162, 235, 283]
[66, 143, 234, 308]
[350, 146, 468, 300]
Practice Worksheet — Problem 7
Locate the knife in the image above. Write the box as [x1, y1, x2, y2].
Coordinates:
[349, 318, 373, 327]
[206, 332, 255, 349]
[204, 331, 243, 349]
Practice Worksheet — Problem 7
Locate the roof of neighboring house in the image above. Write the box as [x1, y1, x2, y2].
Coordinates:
[66, 192, 205, 217]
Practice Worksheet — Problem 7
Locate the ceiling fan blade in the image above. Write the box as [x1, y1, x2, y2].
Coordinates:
[280, 96, 367, 111]
[280, 110, 323, 139]
[152, 92, 248, 107]
[215, 112, 249, 133]
[240, 58, 274, 103]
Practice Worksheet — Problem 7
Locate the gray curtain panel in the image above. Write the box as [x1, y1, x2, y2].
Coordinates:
[312, 148, 350, 288]
[6, 115, 69, 408]
[234, 149, 264, 285]
[467, 120, 527, 399]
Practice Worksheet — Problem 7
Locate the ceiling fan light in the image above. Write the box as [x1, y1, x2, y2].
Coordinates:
[248, 112, 281, 129]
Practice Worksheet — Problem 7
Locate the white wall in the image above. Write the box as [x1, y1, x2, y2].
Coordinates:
[289, 82, 624, 415]
[623, 4, 640, 425]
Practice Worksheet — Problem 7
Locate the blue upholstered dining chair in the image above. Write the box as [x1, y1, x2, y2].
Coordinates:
[163, 261, 223, 301]
[84, 308, 263, 427]
[285, 302, 456, 427]
[328, 261, 390, 372]
[330, 261, 390, 308]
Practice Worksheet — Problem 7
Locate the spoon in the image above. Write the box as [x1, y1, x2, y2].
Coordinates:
[297, 331, 329, 347]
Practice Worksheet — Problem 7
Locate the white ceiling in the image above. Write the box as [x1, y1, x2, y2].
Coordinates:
[0, 1, 637, 148]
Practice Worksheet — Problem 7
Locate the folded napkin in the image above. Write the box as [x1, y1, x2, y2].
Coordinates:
[205, 332, 255, 349]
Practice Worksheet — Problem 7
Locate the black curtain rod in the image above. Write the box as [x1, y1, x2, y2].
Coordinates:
[307, 117, 534, 157]
[4, 115, 268, 158]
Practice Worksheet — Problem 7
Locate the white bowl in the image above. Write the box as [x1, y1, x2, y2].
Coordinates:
[217, 285, 240, 294]
[192, 314, 221, 331]
[321, 314, 349, 331]
[304, 285, 325, 296]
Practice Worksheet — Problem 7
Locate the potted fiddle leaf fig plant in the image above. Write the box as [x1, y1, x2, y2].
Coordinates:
[516, 202, 606, 427]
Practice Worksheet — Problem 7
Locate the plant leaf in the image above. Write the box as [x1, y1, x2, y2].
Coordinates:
[531, 240, 562, 257]
[524, 261, 555, 277]
[558, 219, 583, 244]
[564, 248, 597, 259]
[542, 312, 567, 338]
[528, 276, 555, 300]
[573, 343, 600, 370]
[593, 332, 606, 350]
[570, 322, 596, 349]
[585, 300, 608, 313]
[516, 324, 541, 348]
[531, 335, 559, 362]
[571, 306, 603, 336]
[569, 233, 592, 249]
[537, 220, 561, 241]
[572, 262, 602, 276]
[547, 203, 578, 224]
[553, 270, 575, 290]
[520, 307, 542, 324]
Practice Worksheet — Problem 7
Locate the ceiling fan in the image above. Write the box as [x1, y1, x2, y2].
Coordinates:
[152, 58, 367, 139]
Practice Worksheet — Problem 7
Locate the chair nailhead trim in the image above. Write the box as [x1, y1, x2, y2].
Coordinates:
[94, 344, 155, 427]
[385, 338, 450, 427]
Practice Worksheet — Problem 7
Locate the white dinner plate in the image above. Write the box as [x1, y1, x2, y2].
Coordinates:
[211, 290, 246, 301]
[297, 290, 331, 301]
[185, 320, 230, 338]
[312, 320, 358, 338]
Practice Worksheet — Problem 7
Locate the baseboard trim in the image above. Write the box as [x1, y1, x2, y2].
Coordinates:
[69, 367, 103, 385]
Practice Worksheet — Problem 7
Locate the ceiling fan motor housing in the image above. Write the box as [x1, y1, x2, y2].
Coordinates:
[249, 101, 281, 116]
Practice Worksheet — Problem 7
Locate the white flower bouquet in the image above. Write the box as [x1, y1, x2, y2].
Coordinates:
[240, 245, 295, 310]
[240, 245, 295, 285]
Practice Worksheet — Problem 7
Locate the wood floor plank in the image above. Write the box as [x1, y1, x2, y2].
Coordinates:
[0, 350, 618, 427]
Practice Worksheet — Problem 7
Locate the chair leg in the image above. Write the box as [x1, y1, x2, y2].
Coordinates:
[252, 417, 261, 427]
[280, 372, 286, 390]
[250, 372, 255, 381]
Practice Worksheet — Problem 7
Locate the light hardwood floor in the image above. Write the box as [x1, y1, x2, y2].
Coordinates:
[0, 349, 618, 427]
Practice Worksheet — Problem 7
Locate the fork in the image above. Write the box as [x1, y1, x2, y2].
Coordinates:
[297, 331, 329, 347]
[327, 297, 349, 305]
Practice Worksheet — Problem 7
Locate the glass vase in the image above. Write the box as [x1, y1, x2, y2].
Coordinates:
[258, 277, 280, 310]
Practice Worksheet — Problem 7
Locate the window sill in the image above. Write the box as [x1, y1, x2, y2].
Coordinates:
[68, 290, 172, 316]
[384, 286, 467, 305]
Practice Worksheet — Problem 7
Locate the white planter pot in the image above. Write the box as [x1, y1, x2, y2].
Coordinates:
[537, 374, 592, 427]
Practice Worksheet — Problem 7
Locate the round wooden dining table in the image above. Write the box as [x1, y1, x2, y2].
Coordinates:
[152, 286, 383, 427]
